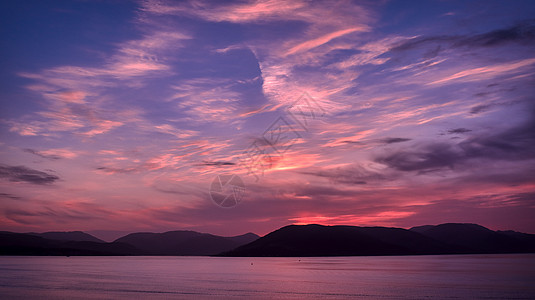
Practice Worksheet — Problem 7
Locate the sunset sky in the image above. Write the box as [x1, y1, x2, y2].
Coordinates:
[1, 0, 534, 241]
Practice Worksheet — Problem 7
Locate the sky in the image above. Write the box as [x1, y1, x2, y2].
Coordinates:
[1, 0, 534, 241]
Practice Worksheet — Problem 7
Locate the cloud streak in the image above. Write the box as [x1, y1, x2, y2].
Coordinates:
[0, 165, 60, 185]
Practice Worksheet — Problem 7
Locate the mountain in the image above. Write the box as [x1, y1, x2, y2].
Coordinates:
[0, 231, 141, 256]
[27, 231, 104, 243]
[1, 230, 258, 256]
[409, 223, 535, 253]
[226, 232, 260, 245]
[220, 224, 450, 257]
[497, 230, 535, 243]
[114, 231, 259, 255]
[220, 224, 535, 257]
[3, 224, 534, 256]
[351, 226, 459, 254]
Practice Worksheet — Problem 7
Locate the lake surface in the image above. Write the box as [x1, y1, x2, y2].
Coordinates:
[1, 254, 534, 299]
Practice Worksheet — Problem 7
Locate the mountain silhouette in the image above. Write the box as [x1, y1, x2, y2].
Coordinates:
[220, 224, 407, 256]
[27, 231, 104, 243]
[0, 231, 140, 256]
[114, 231, 259, 255]
[2, 224, 534, 256]
[409, 223, 535, 253]
[220, 224, 535, 257]
[0, 230, 259, 256]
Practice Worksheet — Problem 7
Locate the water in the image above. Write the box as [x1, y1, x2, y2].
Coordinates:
[0, 254, 534, 299]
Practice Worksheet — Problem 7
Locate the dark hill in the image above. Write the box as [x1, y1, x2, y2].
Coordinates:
[114, 231, 259, 255]
[221, 224, 420, 257]
[409, 223, 535, 253]
[0, 231, 141, 255]
[3, 224, 533, 257]
[27, 231, 104, 243]
[226, 232, 260, 245]
[353, 226, 459, 254]
[221, 224, 535, 257]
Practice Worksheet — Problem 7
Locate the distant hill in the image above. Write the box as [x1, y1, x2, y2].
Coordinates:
[220, 224, 535, 257]
[0, 230, 259, 256]
[0, 231, 141, 256]
[3, 224, 534, 256]
[219, 225, 406, 257]
[27, 231, 104, 243]
[409, 223, 535, 253]
[226, 232, 260, 245]
[114, 231, 259, 255]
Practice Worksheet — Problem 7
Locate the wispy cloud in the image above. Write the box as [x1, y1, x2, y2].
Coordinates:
[141, 0, 307, 23]
[24, 148, 79, 160]
[285, 27, 368, 56]
[10, 27, 191, 139]
[428, 58, 535, 85]
[171, 79, 243, 123]
[0, 164, 60, 185]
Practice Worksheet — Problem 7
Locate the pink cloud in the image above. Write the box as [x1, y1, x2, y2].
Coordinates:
[170, 79, 244, 123]
[285, 27, 368, 56]
[81, 120, 123, 137]
[49, 90, 88, 104]
[142, 0, 306, 23]
[7, 121, 43, 136]
[289, 211, 416, 227]
[428, 58, 535, 85]
[322, 129, 377, 148]
[335, 36, 411, 68]
[28, 148, 79, 159]
[154, 124, 199, 139]
[10, 28, 191, 139]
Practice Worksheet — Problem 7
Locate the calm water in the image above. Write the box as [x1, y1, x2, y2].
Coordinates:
[1, 254, 534, 299]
